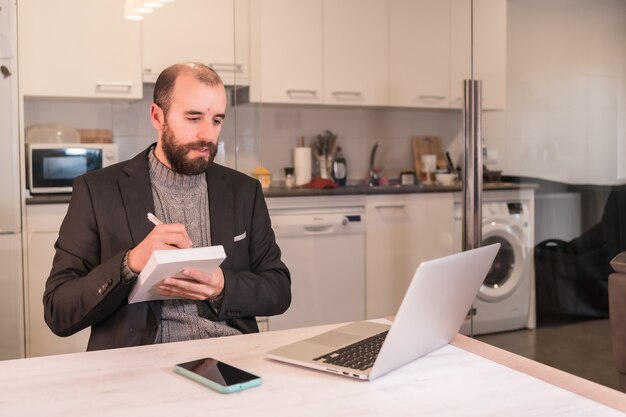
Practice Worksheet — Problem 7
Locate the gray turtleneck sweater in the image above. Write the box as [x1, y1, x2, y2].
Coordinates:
[143, 150, 241, 343]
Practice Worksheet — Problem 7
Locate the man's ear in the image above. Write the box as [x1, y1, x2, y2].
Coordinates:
[150, 103, 164, 130]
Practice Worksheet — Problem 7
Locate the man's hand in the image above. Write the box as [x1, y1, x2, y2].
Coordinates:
[127, 224, 192, 273]
[156, 267, 225, 301]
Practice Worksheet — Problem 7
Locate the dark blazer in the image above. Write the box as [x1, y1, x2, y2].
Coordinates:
[43, 146, 291, 351]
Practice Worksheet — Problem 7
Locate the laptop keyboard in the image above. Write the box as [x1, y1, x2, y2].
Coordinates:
[313, 330, 389, 371]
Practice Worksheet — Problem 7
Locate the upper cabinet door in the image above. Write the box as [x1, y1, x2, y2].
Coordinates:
[323, 0, 388, 106]
[389, 0, 451, 108]
[18, 0, 142, 99]
[250, 0, 323, 104]
[0, 0, 9, 34]
[450, 0, 507, 110]
[143, 0, 250, 86]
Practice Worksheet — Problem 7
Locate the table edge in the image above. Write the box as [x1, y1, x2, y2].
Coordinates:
[451, 334, 626, 413]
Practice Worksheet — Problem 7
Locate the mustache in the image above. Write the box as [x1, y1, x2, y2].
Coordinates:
[182, 141, 217, 153]
[179, 140, 217, 157]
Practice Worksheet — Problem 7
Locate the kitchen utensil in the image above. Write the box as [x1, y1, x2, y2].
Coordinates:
[445, 151, 455, 173]
[435, 172, 457, 186]
[77, 129, 113, 143]
[411, 136, 446, 181]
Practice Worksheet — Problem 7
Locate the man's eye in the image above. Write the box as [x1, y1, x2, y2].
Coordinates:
[187, 117, 200, 122]
[213, 119, 224, 125]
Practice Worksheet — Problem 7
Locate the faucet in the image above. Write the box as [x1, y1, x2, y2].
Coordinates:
[368, 142, 381, 186]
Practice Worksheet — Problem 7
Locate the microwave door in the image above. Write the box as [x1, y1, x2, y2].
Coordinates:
[29, 147, 102, 194]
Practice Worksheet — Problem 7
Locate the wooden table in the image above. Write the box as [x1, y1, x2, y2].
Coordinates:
[0, 321, 624, 416]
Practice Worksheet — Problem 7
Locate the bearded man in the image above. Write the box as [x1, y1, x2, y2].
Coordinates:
[44, 63, 291, 351]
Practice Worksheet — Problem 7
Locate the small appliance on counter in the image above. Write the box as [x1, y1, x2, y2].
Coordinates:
[27, 142, 119, 194]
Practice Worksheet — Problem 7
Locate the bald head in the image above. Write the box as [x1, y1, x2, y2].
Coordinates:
[153, 63, 224, 115]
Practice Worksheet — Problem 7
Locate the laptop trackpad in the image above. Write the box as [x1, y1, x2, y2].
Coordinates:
[305, 332, 361, 347]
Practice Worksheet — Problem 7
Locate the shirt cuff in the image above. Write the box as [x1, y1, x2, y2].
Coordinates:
[121, 250, 139, 284]
[208, 291, 224, 313]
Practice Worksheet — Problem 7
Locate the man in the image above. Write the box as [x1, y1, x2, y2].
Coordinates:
[43, 63, 291, 351]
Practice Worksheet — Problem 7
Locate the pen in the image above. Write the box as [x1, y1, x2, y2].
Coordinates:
[147, 212, 163, 226]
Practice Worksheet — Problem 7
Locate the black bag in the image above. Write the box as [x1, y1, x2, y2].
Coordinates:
[534, 238, 609, 322]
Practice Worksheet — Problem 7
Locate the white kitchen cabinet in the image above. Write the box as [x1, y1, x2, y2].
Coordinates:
[251, 0, 387, 106]
[143, 0, 250, 86]
[323, 0, 388, 106]
[250, 0, 323, 104]
[25, 204, 89, 357]
[0, 234, 24, 360]
[389, 0, 451, 109]
[450, 0, 507, 110]
[365, 193, 455, 319]
[18, 0, 142, 99]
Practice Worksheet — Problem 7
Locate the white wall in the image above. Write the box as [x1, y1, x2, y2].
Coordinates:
[483, 0, 626, 185]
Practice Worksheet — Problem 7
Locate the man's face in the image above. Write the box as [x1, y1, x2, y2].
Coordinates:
[152, 72, 227, 175]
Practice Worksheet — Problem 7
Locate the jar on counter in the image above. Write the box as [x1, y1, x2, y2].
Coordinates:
[284, 167, 295, 188]
[252, 166, 272, 189]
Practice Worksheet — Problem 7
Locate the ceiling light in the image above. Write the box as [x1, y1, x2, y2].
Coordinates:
[124, 0, 144, 20]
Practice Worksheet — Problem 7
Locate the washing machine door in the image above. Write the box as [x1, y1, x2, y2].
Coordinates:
[477, 220, 528, 302]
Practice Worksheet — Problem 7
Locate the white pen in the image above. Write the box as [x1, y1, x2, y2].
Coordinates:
[147, 212, 163, 226]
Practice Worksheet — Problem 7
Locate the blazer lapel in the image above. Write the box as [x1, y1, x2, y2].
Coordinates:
[206, 165, 234, 254]
[118, 148, 155, 246]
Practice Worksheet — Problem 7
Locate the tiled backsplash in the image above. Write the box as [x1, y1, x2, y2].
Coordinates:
[24, 85, 465, 185]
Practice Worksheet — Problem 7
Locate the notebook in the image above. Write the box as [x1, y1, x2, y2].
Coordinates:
[266, 244, 500, 380]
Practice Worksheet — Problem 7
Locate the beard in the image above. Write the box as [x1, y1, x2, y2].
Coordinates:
[161, 121, 217, 176]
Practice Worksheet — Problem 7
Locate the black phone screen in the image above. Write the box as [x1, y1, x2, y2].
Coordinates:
[176, 358, 259, 386]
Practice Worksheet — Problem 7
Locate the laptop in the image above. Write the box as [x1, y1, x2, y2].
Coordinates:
[266, 243, 500, 380]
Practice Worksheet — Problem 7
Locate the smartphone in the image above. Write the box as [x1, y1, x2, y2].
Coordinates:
[175, 358, 262, 394]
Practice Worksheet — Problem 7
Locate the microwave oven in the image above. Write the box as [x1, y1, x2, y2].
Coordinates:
[27, 143, 119, 194]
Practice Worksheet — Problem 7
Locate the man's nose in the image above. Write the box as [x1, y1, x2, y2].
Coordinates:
[198, 121, 217, 141]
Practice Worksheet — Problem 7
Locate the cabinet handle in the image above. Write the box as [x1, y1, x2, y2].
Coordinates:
[0, 65, 11, 78]
[418, 95, 446, 100]
[303, 225, 335, 234]
[374, 204, 405, 210]
[331, 91, 363, 101]
[95, 82, 133, 92]
[209, 63, 243, 73]
[286, 89, 319, 99]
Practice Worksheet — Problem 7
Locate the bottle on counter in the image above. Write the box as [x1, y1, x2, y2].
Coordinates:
[332, 147, 347, 186]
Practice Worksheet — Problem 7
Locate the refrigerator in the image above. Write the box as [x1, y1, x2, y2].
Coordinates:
[0, 0, 25, 360]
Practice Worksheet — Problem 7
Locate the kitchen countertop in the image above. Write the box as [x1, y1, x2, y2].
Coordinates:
[25, 182, 537, 205]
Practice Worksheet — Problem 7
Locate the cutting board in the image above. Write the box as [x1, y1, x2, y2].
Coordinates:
[411, 136, 446, 180]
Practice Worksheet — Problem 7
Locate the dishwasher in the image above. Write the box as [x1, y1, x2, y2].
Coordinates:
[266, 204, 366, 331]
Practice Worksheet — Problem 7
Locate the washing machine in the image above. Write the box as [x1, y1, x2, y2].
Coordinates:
[454, 189, 536, 335]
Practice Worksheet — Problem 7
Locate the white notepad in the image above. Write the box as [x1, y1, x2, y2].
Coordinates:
[127, 245, 226, 304]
